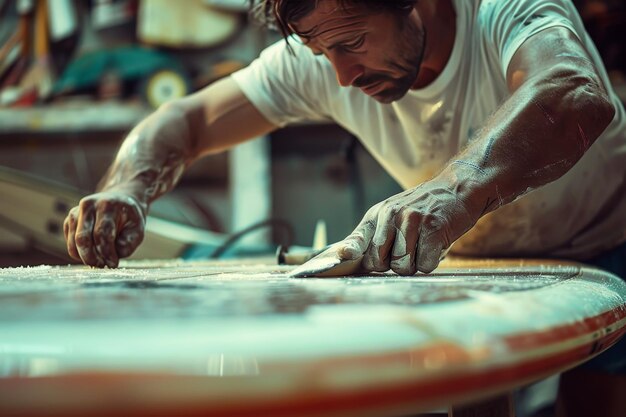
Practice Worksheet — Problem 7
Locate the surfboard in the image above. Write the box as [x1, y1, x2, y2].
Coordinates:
[0, 257, 624, 416]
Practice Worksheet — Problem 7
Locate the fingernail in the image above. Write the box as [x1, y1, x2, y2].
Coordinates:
[339, 243, 361, 260]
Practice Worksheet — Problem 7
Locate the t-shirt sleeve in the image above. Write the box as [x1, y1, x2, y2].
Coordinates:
[230, 38, 333, 127]
[478, 0, 583, 77]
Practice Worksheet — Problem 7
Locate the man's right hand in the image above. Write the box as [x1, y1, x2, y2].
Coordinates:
[63, 191, 147, 268]
[61, 77, 277, 268]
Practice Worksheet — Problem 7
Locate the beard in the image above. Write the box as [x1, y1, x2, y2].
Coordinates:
[354, 18, 426, 103]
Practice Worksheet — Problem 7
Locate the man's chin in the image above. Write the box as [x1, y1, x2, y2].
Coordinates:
[369, 89, 408, 104]
[371, 95, 397, 104]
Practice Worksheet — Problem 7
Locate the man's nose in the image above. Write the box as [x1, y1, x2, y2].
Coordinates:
[329, 52, 364, 87]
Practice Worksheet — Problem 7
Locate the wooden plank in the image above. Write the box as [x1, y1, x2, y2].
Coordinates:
[0, 102, 151, 134]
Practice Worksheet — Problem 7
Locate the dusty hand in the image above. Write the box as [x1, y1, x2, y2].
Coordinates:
[63, 191, 147, 268]
[337, 179, 479, 275]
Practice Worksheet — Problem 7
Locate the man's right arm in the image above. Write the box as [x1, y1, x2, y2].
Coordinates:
[63, 76, 277, 268]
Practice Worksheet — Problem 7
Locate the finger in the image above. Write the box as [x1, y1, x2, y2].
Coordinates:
[75, 200, 104, 267]
[336, 218, 376, 261]
[63, 212, 69, 241]
[416, 226, 445, 273]
[390, 213, 420, 275]
[115, 223, 144, 259]
[93, 207, 119, 268]
[64, 207, 81, 261]
[363, 208, 396, 272]
[337, 203, 382, 262]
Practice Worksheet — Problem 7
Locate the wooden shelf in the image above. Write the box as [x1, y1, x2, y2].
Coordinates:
[0, 101, 152, 135]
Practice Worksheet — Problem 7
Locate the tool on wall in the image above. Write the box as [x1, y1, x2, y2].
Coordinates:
[91, 0, 137, 30]
[52, 46, 192, 108]
[0, 17, 27, 85]
[138, 0, 240, 48]
[27, 0, 54, 99]
[47, 0, 77, 41]
[1, 0, 61, 106]
[202, 0, 248, 12]
[0, 0, 34, 105]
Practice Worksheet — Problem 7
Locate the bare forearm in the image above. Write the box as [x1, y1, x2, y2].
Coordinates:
[63, 104, 195, 268]
[441, 64, 615, 217]
[64, 77, 275, 267]
[323, 28, 618, 276]
[97, 100, 199, 210]
[98, 76, 275, 206]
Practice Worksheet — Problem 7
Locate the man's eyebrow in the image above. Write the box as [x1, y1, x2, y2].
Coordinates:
[303, 32, 364, 52]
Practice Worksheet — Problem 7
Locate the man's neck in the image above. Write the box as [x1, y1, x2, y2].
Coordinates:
[412, 0, 457, 90]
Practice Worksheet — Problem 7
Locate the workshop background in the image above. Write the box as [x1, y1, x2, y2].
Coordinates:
[0, 0, 625, 267]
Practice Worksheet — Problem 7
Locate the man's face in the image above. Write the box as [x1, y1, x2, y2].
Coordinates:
[293, 1, 426, 103]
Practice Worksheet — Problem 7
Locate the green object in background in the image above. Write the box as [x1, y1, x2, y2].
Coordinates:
[53, 46, 192, 108]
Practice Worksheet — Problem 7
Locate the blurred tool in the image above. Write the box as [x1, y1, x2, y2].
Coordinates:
[288, 243, 364, 278]
[29, 0, 53, 99]
[207, 218, 293, 259]
[0, 15, 26, 84]
[2, 0, 55, 105]
[0, 0, 33, 104]
[277, 219, 329, 266]
[202, 0, 248, 12]
[52, 46, 191, 108]
[47, 0, 77, 41]
[278, 220, 367, 277]
[92, 0, 136, 30]
[16, 0, 34, 14]
[312, 219, 327, 251]
[138, 0, 240, 48]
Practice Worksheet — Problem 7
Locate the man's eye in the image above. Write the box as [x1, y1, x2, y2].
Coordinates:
[342, 36, 365, 51]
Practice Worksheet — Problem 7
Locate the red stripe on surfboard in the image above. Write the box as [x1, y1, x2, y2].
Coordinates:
[257, 307, 626, 376]
[504, 306, 626, 351]
[206, 329, 626, 417]
[245, 329, 625, 417]
[1, 329, 624, 417]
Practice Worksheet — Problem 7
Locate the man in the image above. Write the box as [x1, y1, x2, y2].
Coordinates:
[64, 0, 625, 279]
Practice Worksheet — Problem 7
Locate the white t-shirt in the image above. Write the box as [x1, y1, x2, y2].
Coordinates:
[232, 0, 626, 260]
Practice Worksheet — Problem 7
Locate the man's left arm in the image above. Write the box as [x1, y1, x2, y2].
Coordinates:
[453, 26, 615, 208]
[334, 27, 615, 275]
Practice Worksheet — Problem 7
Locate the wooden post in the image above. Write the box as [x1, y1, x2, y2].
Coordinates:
[229, 136, 272, 247]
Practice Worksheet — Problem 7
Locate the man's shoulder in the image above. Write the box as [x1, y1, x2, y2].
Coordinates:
[473, 0, 579, 50]
[475, 0, 575, 23]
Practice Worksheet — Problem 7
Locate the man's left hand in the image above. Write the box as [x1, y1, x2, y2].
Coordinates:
[336, 177, 479, 275]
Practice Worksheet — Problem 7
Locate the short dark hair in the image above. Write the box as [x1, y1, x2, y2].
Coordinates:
[251, 0, 417, 40]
